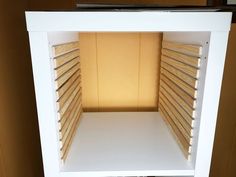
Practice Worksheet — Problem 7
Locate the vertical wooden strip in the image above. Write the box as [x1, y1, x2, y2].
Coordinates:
[138, 33, 162, 111]
[79, 33, 98, 111]
[97, 33, 139, 111]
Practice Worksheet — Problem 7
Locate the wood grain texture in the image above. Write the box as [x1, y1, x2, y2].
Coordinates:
[159, 89, 194, 125]
[159, 94, 193, 136]
[97, 33, 140, 111]
[162, 48, 201, 68]
[161, 68, 197, 98]
[161, 74, 196, 108]
[58, 87, 81, 118]
[161, 55, 199, 78]
[159, 105, 191, 159]
[56, 78, 80, 111]
[58, 91, 81, 126]
[55, 65, 79, 89]
[56, 74, 80, 100]
[158, 40, 203, 161]
[162, 40, 202, 57]
[52, 40, 83, 162]
[60, 106, 82, 161]
[138, 33, 162, 111]
[53, 49, 79, 68]
[160, 79, 195, 119]
[59, 96, 81, 134]
[54, 58, 79, 79]
[60, 101, 82, 147]
[79, 33, 99, 111]
[53, 41, 79, 57]
[159, 97, 192, 143]
[80, 32, 161, 111]
[161, 61, 198, 89]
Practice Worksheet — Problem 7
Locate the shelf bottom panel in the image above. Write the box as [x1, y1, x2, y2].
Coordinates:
[61, 112, 194, 176]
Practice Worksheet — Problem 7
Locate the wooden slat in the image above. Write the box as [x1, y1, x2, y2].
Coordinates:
[55, 65, 79, 89]
[60, 102, 82, 146]
[59, 91, 82, 132]
[161, 61, 198, 89]
[159, 98, 192, 143]
[160, 79, 195, 117]
[161, 74, 196, 108]
[162, 55, 199, 78]
[160, 86, 195, 123]
[161, 68, 197, 98]
[159, 104, 191, 159]
[60, 107, 82, 160]
[54, 58, 79, 79]
[56, 74, 80, 100]
[162, 41, 202, 57]
[53, 41, 79, 57]
[58, 87, 81, 117]
[162, 48, 201, 68]
[58, 90, 81, 125]
[159, 94, 193, 136]
[53, 49, 79, 68]
[56, 78, 80, 111]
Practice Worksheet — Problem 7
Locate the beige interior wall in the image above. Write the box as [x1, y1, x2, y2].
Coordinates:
[80, 33, 162, 111]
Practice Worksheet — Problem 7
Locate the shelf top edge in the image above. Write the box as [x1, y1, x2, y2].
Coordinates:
[25, 11, 232, 32]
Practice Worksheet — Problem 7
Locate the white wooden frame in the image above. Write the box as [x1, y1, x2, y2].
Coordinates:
[26, 11, 231, 177]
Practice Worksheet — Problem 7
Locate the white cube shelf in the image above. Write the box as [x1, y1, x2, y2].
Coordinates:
[26, 10, 232, 177]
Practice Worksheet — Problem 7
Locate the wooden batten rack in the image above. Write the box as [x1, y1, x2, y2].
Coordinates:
[159, 40, 202, 160]
[52, 41, 82, 162]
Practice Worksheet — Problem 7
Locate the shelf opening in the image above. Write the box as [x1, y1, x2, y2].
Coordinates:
[49, 31, 209, 176]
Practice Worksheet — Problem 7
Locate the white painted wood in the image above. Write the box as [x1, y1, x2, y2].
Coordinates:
[25, 12, 231, 32]
[194, 32, 229, 177]
[164, 31, 230, 177]
[163, 32, 211, 168]
[26, 11, 232, 177]
[62, 112, 194, 176]
[28, 32, 60, 177]
[48, 32, 78, 46]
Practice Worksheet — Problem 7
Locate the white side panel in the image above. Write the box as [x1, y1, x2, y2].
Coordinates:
[25, 12, 232, 32]
[194, 32, 229, 177]
[28, 32, 60, 177]
[164, 31, 229, 177]
[163, 32, 210, 168]
[48, 32, 79, 46]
